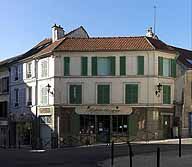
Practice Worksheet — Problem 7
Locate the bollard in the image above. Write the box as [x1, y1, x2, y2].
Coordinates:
[111, 141, 114, 167]
[128, 141, 133, 167]
[179, 135, 181, 157]
[157, 147, 160, 167]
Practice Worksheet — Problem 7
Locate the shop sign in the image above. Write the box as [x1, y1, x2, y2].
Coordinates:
[39, 108, 51, 114]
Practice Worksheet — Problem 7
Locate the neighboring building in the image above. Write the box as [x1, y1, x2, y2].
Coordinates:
[1, 25, 192, 147]
[0, 64, 9, 146]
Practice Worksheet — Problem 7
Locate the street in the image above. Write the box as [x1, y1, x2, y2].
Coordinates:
[1, 143, 192, 167]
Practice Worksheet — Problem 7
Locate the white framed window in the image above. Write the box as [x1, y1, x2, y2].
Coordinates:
[40, 86, 48, 105]
[27, 86, 32, 106]
[26, 62, 32, 78]
[41, 60, 48, 78]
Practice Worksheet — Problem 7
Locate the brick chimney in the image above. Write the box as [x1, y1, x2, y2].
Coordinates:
[52, 24, 65, 42]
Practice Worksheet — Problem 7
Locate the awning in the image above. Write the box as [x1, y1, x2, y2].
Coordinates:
[75, 106, 132, 115]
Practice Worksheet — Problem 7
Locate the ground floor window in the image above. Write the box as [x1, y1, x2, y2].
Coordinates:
[80, 115, 95, 134]
[112, 115, 128, 134]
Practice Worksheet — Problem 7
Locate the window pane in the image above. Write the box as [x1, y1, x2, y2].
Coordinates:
[69, 85, 82, 104]
[163, 58, 169, 77]
[81, 57, 88, 76]
[97, 58, 111, 75]
[41, 60, 48, 78]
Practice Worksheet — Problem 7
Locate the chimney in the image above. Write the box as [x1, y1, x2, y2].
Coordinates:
[52, 24, 65, 42]
[146, 27, 154, 38]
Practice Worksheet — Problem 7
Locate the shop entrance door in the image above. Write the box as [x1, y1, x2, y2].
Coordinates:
[97, 115, 110, 143]
[163, 115, 171, 139]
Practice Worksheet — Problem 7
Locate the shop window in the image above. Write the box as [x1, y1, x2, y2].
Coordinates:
[80, 115, 95, 134]
[153, 111, 159, 121]
[112, 115, 128, 134]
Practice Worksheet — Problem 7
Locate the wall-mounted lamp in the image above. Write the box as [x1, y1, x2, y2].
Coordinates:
[46, 84, 54, 95]
[155, 83, 162, 97]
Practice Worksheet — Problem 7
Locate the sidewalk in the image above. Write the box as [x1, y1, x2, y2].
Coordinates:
[100, 150, 192, 167]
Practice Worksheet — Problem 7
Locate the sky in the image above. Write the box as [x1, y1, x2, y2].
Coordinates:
[0, 0, 191, 60]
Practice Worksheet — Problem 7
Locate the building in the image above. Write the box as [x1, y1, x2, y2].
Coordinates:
[1, 25, 192, 147]
[0, 63, 9, 147]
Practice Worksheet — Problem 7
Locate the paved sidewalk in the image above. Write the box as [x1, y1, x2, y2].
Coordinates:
[100, 150, 192, 167]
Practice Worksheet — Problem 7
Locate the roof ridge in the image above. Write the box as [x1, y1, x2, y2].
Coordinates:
[64, 36, 147, 40]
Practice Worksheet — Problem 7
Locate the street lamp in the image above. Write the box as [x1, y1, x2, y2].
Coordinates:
[155, 83, 162, 97]
[46, 84, 54, 95]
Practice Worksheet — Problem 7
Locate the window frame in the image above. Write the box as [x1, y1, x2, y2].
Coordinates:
[96, 83, 111, 104]
[124, 83, 139, 104]
[41, 59, 48, 78]
[69, 84, 82, 104]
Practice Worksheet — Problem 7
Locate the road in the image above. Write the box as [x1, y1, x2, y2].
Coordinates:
[0, 143, 192, 167]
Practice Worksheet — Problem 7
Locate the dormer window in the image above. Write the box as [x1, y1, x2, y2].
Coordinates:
[26, 62, 32, 78]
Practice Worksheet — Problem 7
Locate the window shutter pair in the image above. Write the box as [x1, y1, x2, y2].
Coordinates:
[171, 59, 176, 78]
[97, 85, 110, 104]
[137, 56, 144, 75]
[125, 84, 138, 104]
[69, 85, 82, 104]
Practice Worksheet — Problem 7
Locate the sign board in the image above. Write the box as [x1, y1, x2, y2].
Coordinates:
[39, 108, 51, 115]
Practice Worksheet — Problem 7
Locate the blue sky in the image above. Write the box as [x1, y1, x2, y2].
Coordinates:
[0, 0, 191, 60]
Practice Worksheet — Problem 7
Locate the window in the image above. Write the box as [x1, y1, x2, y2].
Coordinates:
[153, 111, 159, 121]
[125, 84, 138, 104]
[163, 85, 171, 104]
[41, 60, 48, 78]
[158, 57, 176, 77]
[81, 57, 88, 76]
[15, 66, 19, 80]
[27, 87, 32, 106]
[0, 101, 7, 117]
[15, 88, 19, 107]
[69, 85, 82, 104]
[120, 56, 126, 75]
[112, 115, 128, 134]
[92, 57, 115, 76]
[97, 84, 110, 104]
[64, 57, 70, 76]
[0, 77, 9, 93]
[80, 115, 95, 134]
[26, 62, 32, 78]
[40, 116, 52, 124]
[40, 87, 48, 105]
[137, 56, 144, 75]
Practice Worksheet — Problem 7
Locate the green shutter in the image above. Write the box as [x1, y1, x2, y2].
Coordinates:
[158, 57, 163, 76]
[125, 84, 138, 104]
[163, 85, 171, 104]
[92, 57, 97, 76]
[64, 57, 70, 76]
[69, 85, 74, 104]
[137, 56, 144, 75]
[110, 57, 116, 76]
[76, 85, 82, 104]
[97, 85, 110, 104]
[81, 57, 88, 76]
[171, 59, 176, 78]
[120, 56, 126, 75]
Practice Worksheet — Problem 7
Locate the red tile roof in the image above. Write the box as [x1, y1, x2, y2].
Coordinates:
[54, 36, 155, 52]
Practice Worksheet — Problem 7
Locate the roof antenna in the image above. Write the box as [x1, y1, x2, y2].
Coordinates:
[153, 4, 157, 36]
